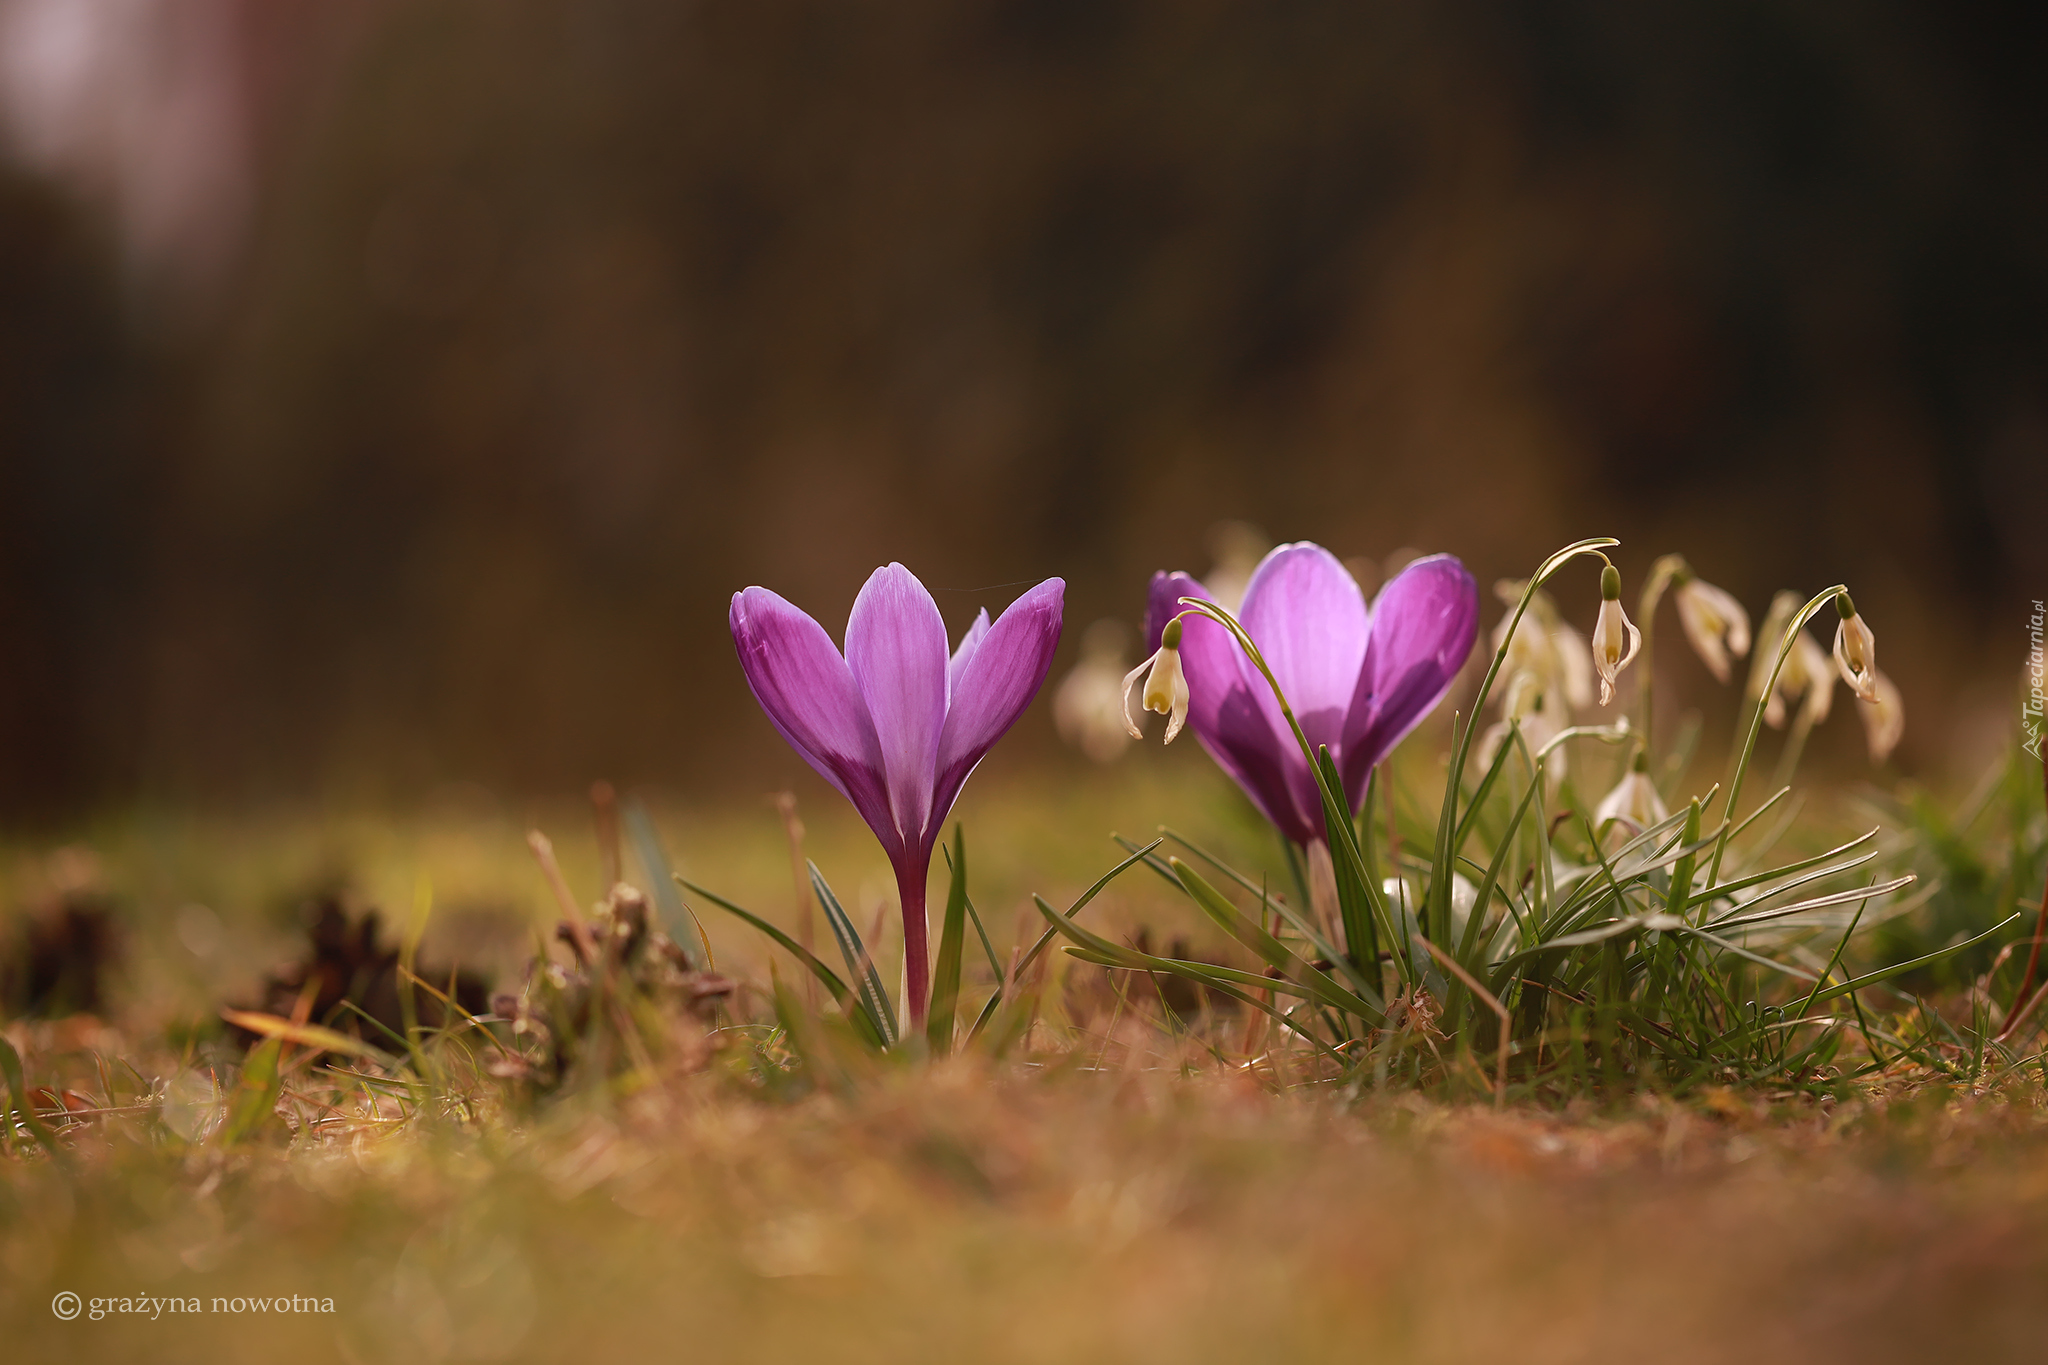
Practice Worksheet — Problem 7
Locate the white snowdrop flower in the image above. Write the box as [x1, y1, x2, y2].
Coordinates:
[1121, 617, 1189, 744]
[1590, 564, 1642, 708]
[1831, 593, 1879, 703]
[1595, 749, 1668, 837]
[1672, 570, 1751, 685]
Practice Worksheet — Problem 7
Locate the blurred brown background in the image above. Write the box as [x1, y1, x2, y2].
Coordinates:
[0, 0, 2040, 815]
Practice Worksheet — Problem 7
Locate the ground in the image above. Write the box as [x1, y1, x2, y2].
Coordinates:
[2, 758, 2043, 1362]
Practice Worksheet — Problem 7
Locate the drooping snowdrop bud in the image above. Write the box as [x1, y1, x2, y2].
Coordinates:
[1832, 593, 1879, 702]
[1590, 563, 1642, 708]
[1121, 617, 1190, 743]
[1672, 569, 1751, 685]
[1859, 668, 1904, 763]
[1595, 748, 1668, 837]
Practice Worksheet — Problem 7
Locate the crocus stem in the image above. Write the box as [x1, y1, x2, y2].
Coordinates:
[897, 860, 931, 1030]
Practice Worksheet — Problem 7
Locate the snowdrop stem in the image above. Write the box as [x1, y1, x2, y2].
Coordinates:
[1169, 602, 1319, 778]
[1533, 721, 1635, 766]
[1635, 554, 1688, 756]
[1706, 584, 1848, 890]
[1454, 539, 1620, 818]
[1423, 539, 1617, 950]
[1769, 694, 1820, 793]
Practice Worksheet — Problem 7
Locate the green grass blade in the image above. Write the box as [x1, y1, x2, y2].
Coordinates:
[1801, 913, 2022, 1007]
[1427, 709, 1465, 945]
[1703, 848, 1886, 925]
[808, 860, 898, 1049]
[677, 875, 885, 1050]
[1680, 828, 1880, 912]
[219, 1037, 284, 1146]
[958, 884, 1005, 982]
[1059, 945, 1343, 1062]
[220, 1009, 393, 1064]
[1312, 747, 1396, 979]
[1664, 798, 1703, 922]
[623, 800, 695, 965]
[1053, 923, 1339, 1005]
[1451, 718, 1519, 856]
[1458, 773, 1540, 961]
[1168, 859, 1383, 1020]
[1018, 839, 1164, 979]
[1709, 875, 1916, 933]
[968, 840, 1163, 1044]
[927, 826, 970, 1055]
[0, 1033, 66, 1161]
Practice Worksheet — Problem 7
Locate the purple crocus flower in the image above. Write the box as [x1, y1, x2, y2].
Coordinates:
[731, 565, 1064, 1027]
[1144, 543, 1478, 848]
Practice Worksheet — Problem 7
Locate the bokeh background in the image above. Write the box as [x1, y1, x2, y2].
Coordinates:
[0, 0, 2041, 817]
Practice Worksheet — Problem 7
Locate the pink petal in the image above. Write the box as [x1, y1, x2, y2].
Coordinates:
[929, 578, 1065, 849]
[844, 563, 951, 848]
[1146, 571, 1321, 845]
[947, 608, 992, 700]
[1339, 554, 1479, 801]
[729, 588, 899, 856]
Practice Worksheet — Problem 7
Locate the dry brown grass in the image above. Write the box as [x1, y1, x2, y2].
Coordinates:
[6, 1055, 2048, 1364]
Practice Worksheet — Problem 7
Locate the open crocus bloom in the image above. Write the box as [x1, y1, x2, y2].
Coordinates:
[1144, 543, 1478, 847]
[730, 565, 1064, 1027]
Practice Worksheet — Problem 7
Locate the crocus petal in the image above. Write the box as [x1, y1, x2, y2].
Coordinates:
[1340, 554, 1479, 801]
[928, 577, 1066, 851]
[1146, 571, 1320, 845]
[947, 609, 991, 700]
[1237, 543, 1370, 745]
[730, 588, 898, 855]
[845, 563, 950, 848]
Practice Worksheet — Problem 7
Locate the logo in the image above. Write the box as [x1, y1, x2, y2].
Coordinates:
[2027, 600, 2044, 761]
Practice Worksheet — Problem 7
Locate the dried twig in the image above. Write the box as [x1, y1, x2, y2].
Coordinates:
[529, 830, 599, 964]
